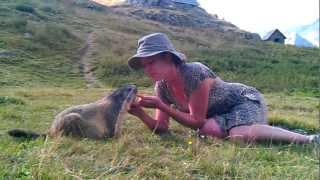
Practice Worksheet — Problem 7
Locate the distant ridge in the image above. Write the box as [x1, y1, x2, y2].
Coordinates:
[91, 0, 261, 40]
[285, 33, 315, 48]
[286, 19, 319, 47]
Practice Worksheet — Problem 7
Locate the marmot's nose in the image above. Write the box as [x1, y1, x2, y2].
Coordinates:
[127, 84, 137, 92]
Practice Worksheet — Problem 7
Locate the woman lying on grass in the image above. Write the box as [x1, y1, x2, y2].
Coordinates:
[127, 32, 319, 144]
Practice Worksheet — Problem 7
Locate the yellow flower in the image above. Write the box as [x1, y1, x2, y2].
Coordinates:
[188, 141, 192, 145]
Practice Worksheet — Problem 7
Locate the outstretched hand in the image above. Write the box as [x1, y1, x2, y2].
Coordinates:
[136, 94, 163, 109]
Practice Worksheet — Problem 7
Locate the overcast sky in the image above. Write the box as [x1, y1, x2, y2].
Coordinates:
[198, 0, 319, 36]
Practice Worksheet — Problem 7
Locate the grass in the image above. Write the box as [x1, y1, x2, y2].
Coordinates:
[191, 44, 320, 95]
[0, 0, 319, 178]
[90, 17, 319, 96]
[0, 88, 319, 179]
[0, 0, 84, 87]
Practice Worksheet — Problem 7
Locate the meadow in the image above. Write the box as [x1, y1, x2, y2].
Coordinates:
[0, 0, 319, 179]
[0, 88, 319, 179]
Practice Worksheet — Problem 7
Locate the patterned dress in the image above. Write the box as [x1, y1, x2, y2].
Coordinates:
[155, 62, 267, 133]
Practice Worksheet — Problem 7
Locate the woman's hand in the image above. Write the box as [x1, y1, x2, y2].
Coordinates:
[128, 102, 145, 117]
[137, 94, 163, 109]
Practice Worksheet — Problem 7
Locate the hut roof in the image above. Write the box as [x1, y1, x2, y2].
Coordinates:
[172, 0, 199, 6]
[262, 29, 286, 40]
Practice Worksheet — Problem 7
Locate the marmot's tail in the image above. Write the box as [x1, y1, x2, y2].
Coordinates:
[7, 129, 46, 139]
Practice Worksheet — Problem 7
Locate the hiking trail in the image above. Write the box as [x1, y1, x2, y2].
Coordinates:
[79, 32, 101, 88]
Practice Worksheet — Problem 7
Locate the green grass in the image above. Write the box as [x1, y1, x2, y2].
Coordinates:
[0, 0, 84, 87]
[191, 44, 320, 95]
[0, 88, 319, 179]
[0, 0, 319, 178]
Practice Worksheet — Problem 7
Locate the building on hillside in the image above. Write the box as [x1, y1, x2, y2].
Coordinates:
[262, 29, 287, 44]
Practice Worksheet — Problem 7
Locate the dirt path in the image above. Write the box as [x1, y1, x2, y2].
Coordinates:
[79, 32, 101, 88]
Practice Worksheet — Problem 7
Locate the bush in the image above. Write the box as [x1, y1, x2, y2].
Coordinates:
[0, 40, 6, 48]
[31, 24, 77, 48]
[15, 4, 35, 14]
[0, 7, 11, 16]
[1, 18, 28, 32]
[0, 96, 25, 105]
[12, 18, 27, 31]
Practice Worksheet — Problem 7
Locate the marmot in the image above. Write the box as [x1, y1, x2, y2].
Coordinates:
[8, 85, 137, 139]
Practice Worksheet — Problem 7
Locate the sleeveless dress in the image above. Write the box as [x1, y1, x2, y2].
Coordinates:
[155, 62, 267, 133]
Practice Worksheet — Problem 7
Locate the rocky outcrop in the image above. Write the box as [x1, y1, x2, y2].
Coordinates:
[124, 0, 200, 8]
[124, 0, 174, 7]
[91, 0, 261, 40]
[112, 5, 260, 40]
[0, 50, 17, 58]
[129, 7, 235, 29]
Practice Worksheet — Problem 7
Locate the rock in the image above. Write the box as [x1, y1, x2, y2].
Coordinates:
[73, 0, 108, 11]
[106, 0, 261, 41]
[125, 0, 177, 8]
[117, 6, 238, 29]
[0, 50, 17, 58]
[24, 32, 32, 38]
[239, 32, 261, 41]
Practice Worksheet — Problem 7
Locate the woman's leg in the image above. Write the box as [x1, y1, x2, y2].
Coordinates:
[199, 118, 227, 138]
[228, 124, 310, 143]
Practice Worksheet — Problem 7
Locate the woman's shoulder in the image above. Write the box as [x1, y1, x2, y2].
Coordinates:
[182, 61, 208, 68]
[178, 62, 217, 97]
[180, 62, 217, 80]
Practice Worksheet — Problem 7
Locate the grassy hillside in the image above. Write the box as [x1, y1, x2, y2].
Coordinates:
[1, 0, 319, 95]
[0, 0, 319, 179]
[0, 0, 86, 87]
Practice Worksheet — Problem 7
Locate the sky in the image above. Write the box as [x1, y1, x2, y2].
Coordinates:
[197, 0, 319, 36]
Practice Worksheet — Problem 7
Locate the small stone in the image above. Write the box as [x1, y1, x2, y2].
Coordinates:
[0, 50, 17, 58]
[24, 33, 32, 38]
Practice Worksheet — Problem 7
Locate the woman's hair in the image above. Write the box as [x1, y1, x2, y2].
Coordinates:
[158, 52, 183, 67]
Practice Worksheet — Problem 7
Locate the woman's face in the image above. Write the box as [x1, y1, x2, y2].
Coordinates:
[140, 54, 174, 81]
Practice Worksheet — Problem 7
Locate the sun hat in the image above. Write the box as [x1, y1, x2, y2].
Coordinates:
[128, 33, 186, 70]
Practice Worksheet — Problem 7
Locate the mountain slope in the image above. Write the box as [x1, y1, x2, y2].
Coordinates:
[0, 0, 319, 96]
[0, 1, 318, 178]
[285, 33, 315, 47]
[286, 19, 319, 47]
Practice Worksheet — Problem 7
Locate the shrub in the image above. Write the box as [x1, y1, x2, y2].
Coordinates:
[0, 40, 6, 48]
[0, 7, 11, 16]
[0, 96, 25, 105]
[1, 18, 28, 32]
[11, 18, 28, 31]
[15, 4, 35, 14]
[31, 24, 76, 48]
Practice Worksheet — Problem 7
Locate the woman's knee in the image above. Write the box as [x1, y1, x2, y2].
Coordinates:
[199, 118, 226, 138]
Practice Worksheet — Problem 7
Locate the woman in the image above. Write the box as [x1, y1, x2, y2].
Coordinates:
[127, 32, 318, 143]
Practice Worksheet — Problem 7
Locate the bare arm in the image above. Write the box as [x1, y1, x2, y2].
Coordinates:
[139, 78, 214, 130]
[138, 107, 169, 134]
[128, 100, 170, 134]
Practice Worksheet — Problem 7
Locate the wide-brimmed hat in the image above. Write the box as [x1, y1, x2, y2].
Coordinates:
[128, 33, 186, 70]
